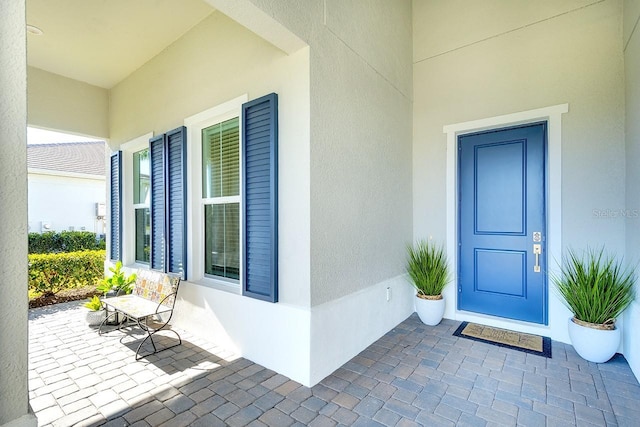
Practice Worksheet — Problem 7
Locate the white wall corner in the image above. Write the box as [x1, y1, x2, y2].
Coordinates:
[309, 276, 414, 385]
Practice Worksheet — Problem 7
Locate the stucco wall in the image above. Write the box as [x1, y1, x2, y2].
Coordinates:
[309, 0, 413, 307]
[108, 10, 313, 383]
[28, 172, 106, 234]
[109, 10, 310, 307]
[413, 0, 625, 342]
[223, 0, 414, 307]
[0, 0, 36, 426]
[624, 0, 640, 380]
[208, 0, 414, 384]
[27, 67, 109, 139]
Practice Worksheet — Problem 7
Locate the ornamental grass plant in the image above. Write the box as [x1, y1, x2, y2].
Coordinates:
[406, 240, 450, 299]
[553, 248, 635, 327]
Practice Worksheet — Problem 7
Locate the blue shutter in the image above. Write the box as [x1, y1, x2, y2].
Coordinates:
[166, 126, 187, 278]
[109, 151, 122, 261]
[149, 135, 166, 271]
[242, 93, 278, 302]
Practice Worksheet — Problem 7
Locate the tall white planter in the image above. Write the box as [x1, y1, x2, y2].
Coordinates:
[415, 295, 445, 326]
[568, 317, 620, 363]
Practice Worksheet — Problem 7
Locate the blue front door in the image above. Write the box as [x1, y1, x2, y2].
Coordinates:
[458, 123, 547, 324]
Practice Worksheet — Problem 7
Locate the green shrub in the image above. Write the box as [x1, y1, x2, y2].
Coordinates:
[28, 232, 59, 254]
[28, 250, 105, 296]
[28, 231, 105, 254]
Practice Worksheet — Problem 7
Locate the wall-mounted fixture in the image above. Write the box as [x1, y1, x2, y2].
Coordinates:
[96, 203, 106, 220]
[26, 25, 43, 36]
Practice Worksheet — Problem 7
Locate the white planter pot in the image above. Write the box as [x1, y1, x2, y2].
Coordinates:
[415, 295, 445, 326]
[568, 317, 620, 363]
[85, 310, 106, 326]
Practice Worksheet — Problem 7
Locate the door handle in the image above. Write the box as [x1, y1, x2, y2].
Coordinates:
[533, 244, 541, 273]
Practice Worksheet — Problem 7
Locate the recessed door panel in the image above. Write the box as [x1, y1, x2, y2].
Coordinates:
[458, 123, 547, 324]
[475, 249, 525, 297]
[475, 141, 525, 234]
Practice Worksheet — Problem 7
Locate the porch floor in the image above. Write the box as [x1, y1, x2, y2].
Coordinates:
[29, 302, 640, 427]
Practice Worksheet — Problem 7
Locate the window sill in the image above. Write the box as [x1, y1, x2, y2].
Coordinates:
[190, 277, 242, 296]
[124, 262, 151, 271]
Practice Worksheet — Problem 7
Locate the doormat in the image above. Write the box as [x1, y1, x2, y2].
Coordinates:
[453, 322, 552, 358]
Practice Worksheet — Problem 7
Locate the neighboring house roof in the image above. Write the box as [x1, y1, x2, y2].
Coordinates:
[27, 141, 106, 176]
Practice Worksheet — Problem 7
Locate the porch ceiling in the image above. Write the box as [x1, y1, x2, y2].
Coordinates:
[26, 0, 215, 89]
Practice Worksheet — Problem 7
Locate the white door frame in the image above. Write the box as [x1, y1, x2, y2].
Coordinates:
[442, 104, 570, 341]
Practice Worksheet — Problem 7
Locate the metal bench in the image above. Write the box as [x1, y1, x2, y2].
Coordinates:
[99, 269, 181, 360]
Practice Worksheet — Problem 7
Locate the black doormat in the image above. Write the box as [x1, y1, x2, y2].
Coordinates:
[453, 322, 552, 358]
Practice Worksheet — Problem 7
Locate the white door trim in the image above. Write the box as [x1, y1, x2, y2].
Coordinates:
[442, 104, 570, 339]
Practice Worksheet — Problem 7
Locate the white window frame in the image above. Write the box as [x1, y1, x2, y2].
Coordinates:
[120, 132, 154, 268]
[132, 148, 151, 265]
[185, 94, 247, 292]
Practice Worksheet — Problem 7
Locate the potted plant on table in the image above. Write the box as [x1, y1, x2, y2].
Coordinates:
[553, 248, 635, 363]
[97, 261, 136, 297]
[84, 295, 106, 326]
[406, 240, 451, 326]
[97, 261, 137, 325]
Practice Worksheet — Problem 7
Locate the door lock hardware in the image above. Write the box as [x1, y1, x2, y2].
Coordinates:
[533, 244, 542, 273]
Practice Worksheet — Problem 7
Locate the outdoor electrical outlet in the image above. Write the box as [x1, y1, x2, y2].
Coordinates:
[386, 287, 391, 302]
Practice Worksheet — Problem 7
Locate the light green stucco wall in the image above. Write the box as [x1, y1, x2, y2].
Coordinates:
[624, 0, 640, 381]
[27, 66, 109, 139]
[109, 10, 311, 309]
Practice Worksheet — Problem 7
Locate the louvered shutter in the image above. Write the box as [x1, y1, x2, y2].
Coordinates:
[109, 151, 122, 261]
[166, 126, 187, 278]
[149, 135, 166, 271]
[242, 93, 278, 302]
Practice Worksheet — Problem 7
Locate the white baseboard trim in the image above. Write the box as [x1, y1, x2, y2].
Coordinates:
[173, 275, 415, 387]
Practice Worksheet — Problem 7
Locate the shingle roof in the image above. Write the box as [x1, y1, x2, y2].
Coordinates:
[27, 141, 106, 176]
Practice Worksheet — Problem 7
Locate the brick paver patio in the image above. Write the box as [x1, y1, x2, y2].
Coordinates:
[29, 301, 640, 426]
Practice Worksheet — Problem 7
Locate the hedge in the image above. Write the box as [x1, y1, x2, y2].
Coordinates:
[28, 231, 106, 254]
[28, 250, 106, 296]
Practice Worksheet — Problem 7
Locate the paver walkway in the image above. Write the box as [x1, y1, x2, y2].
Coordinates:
[29, 301, 640, 427]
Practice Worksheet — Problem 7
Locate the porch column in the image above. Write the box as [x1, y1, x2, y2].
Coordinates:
[0, 0, 36, 426]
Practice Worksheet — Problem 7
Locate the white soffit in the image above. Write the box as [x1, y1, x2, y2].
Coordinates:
[27, 0, 215, 89]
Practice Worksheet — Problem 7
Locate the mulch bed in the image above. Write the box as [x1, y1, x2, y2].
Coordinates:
[29, 286, 101, 309]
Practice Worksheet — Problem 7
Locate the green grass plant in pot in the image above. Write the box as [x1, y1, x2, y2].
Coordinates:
[553, 248, 635, 363]
[406, 240, 450, 326]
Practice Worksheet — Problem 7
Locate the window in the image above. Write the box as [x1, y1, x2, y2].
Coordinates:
[110, 94, 278, 300]
[133, 149, 150, 264]
[202, 118, 240, 280]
